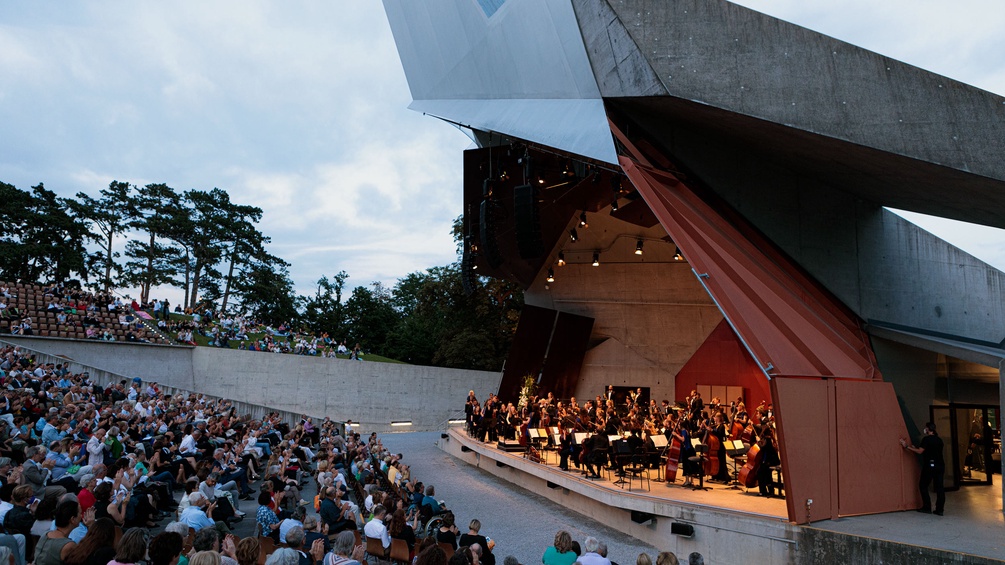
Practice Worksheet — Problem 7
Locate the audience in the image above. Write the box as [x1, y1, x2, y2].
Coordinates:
[0, 334, 704, 565]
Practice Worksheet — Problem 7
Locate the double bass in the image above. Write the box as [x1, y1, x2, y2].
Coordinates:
[665, 421, 683, 483]
[738, 442, 765, 488]
[703, 424, 721, 478]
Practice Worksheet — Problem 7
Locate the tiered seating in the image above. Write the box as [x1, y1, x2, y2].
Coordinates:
[0, 281, 171, 344]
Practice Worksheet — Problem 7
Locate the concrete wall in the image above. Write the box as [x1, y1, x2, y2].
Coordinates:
[524, 210, 722, 401]
[627, 106, 1005, 347]
[2, 336, 501, 433]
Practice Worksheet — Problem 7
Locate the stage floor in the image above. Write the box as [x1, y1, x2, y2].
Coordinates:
[452, 428, 789, 520]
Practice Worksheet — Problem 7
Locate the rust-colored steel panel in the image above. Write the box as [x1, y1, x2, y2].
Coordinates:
[772, 377, 837, 523]
[835, 380, 922, 515]
[620, 157, 879, 380]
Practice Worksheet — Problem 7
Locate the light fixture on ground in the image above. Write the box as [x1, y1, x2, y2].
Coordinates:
[557, 252, 566, 266]
[390, 421, 412, 427]
[674, 247, 685, 261]
[570, 228, 578, 242]
[592, 252, 600, 267]
[447, 419, 466, 425]
[611, 198, 619, 212]
[579, 211, 588, 228]
[635, 239, 644, 255]
[546, 268, 555, 283]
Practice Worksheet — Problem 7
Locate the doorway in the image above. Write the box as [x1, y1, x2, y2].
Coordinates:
[930, 404, 1000, 489]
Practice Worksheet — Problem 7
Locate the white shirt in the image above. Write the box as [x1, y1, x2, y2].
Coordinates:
[86, 435, 106, 466]
[180, 434, 198, 455]
[363, 518, 391, 548]
[279, 518, 303, 543]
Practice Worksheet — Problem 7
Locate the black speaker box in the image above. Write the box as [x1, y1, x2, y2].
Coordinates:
[630, 511, 655, 524]
[513, 184, 544, 259]
[479, 199, 502, 268]
[670, 522, 694, 537]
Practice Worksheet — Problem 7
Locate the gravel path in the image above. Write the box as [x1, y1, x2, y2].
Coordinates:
[380, 431, 659, 564]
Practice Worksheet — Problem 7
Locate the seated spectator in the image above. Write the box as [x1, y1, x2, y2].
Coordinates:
[578, 537, 611, 565]
[324, 531, 366, 565]
[63, 517, 117, 565]
[33, 499, 80, 565]
[193, 528, 239, 565]
[302, 515, 330, 556]
[542, 531, 576, 565]
[363, 504, 390, 557]
[655, 553, 679, 565]
[146, 531, 184, 565]
[436, 511, 459, 550]
[459, 519, 495, 565]
[279, 505, 306, 544]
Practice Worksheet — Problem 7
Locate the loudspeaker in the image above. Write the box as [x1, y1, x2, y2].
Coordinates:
[546, 481, 560, 490]
[461, 245, 477, 297]
[670, 522, 695, 537]
[479, 200, 502, 268]
[513, 184, 544, 259]
[630, 511, 655, 524]
[460, 446, 472, 452]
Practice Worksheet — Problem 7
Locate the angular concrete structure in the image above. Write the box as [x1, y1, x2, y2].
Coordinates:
[385, 0, 1005, 526]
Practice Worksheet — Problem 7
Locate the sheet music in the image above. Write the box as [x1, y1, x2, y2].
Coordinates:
[651, 434, 668, 448]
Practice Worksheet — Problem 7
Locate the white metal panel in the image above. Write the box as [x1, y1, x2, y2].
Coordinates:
[411, 98, 617, 164]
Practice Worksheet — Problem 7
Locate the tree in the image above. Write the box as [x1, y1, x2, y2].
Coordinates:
[345, 282, 400, 354]
[122, 183, 183, 303]
[0, 183, 93, 284]
[68, 181, 133, 292]
[301, 272, 349, 339]
[230, 254, 300, 326]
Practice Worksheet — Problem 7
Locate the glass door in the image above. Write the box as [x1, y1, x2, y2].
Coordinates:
[931, 404, 997, 489]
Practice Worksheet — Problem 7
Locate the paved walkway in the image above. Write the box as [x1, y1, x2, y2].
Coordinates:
[381, 431, 661, 564]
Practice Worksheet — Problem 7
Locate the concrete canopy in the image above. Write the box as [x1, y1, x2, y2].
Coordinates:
[385, 0, 1005, 524]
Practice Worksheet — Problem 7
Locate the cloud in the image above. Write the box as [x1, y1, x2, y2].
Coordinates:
[0, 1, 1003, 307]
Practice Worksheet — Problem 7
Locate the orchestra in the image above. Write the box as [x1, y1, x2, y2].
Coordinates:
[463, 386, 781, 496]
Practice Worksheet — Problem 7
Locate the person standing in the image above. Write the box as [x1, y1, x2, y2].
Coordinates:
[901, 422, 946, 515]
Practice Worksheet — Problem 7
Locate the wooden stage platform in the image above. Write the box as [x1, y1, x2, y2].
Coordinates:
[440, 427, 797, 561]
[439, 427, 1005, 564]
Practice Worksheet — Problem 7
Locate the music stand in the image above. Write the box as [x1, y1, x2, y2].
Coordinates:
[688, 438, 710, 491]
[650, 434, 668, 482]
[725, 439, 747, 490]
[612, 440, 631, 487]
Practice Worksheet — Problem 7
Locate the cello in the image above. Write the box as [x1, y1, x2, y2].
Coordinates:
[738, 441, 765, 488]
[729, 419, 745, 440]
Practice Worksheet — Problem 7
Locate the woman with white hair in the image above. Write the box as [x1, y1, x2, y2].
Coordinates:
[264, 548, 300, 565]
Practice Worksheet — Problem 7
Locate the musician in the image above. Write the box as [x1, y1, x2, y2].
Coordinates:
[465, 391, 478, 435]
[705, 412, 731, 483]
[672, 420, 698, 487]
[756, 430, 781, 497]
[558, 428, 574, 471]
[605, 385, 614, 402]
[688, 391, 703, 421]
[583, 432, 609, 479]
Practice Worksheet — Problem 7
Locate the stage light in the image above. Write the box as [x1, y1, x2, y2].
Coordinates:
[611, 199, 619, 212]
[635, 239, 644, 255]
[390, 421, 412, 427]
[570, 229, 578, 242]
[592, 252, 600, 267]
[537, 175, 545, 185]
[557, 252, 566, 266]
[674, 247, 685, 261]
[579, 212, 588, 228]
[546, 268, 555, 283]
[447, 419, 466, 424]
